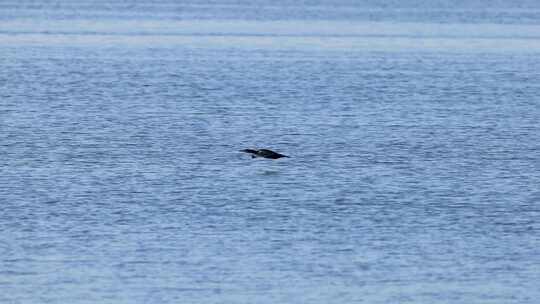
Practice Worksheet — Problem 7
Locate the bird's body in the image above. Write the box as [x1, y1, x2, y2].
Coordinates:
[241, 148, 289, 159]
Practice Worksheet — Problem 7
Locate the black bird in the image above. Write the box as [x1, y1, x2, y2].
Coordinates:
[240, 148, 289, 159]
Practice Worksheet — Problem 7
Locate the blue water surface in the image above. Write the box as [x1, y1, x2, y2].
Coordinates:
[1, 1, 540, 303]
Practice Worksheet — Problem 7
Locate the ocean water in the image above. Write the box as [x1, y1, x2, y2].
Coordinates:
[1, 1, 540, 303]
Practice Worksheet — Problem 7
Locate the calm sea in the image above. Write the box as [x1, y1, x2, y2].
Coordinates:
[1, 1, 540, 303]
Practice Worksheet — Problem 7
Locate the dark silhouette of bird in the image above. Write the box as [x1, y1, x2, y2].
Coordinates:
[240, 148, 289, 159]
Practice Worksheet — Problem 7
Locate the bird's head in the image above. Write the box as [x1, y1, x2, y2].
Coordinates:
[240, 149, 258, 154]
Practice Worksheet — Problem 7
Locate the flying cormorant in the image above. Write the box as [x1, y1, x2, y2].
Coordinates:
[240, 149, 289, 159]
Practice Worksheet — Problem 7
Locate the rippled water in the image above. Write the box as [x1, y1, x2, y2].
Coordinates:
[2, 1, 540, 303]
